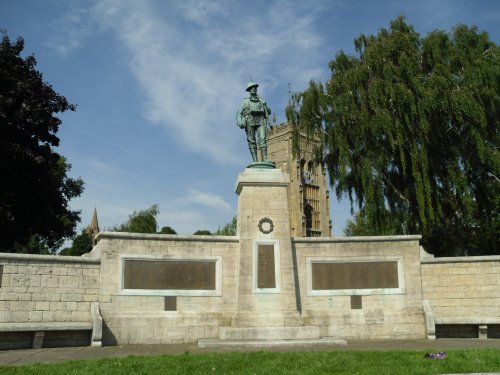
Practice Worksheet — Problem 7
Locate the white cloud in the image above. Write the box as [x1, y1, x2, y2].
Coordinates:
[186, 188, 232, 211]
[46, 4, 96, 57]
[175, 0, 230, 26]
[83, 0, 327, 164]
[46, 0, 329, 163]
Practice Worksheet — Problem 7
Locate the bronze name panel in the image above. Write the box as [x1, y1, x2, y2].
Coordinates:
[312, 261, 399, 290]
[257, 244, 276, 288]
[124, 260, 216, 290]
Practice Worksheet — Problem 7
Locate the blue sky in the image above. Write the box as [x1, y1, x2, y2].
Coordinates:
[2, 0, 499, 241]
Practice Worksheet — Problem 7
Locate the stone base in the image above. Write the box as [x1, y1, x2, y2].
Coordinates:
[220, 326, 320, 341]
[198, 337, 347, 349]
[246, 161, 276, 169]
[231, 311, 303, 327]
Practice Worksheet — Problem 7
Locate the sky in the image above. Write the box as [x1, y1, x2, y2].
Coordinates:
[1, 0, 499, 244]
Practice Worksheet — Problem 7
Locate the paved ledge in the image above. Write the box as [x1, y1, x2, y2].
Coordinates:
[0, 322, 92, 332]
[95, 232, 239, 243]
[0, 252, 100, 264]
[435, 317, 500, 325]
[292, 235, 422, 243]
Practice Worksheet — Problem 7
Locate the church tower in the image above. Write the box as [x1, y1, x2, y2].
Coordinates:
[267, 122, 332, 237]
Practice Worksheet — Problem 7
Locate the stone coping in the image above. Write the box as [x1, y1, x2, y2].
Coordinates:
[0, 252, 101, 264]
[95, 232, 239, 243]
[235, 168, 290, 194]
[421, 255, 500, 264]
[292, 235, 422, 243]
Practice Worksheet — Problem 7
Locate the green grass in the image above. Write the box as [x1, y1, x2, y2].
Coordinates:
[0, 349, 499, 374]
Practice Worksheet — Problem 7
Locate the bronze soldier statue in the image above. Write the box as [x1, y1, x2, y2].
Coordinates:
[236, 82, 271, 163]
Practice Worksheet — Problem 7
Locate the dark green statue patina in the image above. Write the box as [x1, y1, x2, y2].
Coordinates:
[236, 82, 273, 166]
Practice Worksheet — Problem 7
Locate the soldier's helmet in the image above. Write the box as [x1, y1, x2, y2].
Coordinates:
[246, 82, 259, 92]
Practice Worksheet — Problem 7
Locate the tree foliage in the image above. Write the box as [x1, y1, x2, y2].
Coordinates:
[59, 230, 93, 256]
[287, 17, 499, 256]
[344, 209, 407, 237]
[159, 226, 177, 234]
[193, 230, 211, 235]
[112, 204, 160, 234]
[0, 34, 83, 253]
[214, 215, 237, 236]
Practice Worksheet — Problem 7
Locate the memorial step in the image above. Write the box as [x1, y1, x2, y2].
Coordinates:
[198, 337, 347, 349]
[231, 311, 304, 327]
[219, 326, 320, 341]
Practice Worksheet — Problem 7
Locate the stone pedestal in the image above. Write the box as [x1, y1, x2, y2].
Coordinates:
[229, 169, 305, 336]
[200, 168, 347, 347]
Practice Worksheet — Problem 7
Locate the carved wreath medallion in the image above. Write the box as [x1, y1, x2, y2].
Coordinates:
[258, 217, 274, 234]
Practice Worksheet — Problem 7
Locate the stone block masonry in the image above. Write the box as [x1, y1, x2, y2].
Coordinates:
[0, 253, 100, 323]
[0, 253, 100, 349]
[421, 255, 500, 339]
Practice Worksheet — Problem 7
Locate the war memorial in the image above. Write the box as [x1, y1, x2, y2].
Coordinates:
[0, 83, 499, 350]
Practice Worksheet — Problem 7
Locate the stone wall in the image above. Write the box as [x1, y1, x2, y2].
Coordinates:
[421, 256, 500, 319]
[293, 236, 426, 340]
[1, 234, 499, 347]
[0, 253, 100, 323]
[0, 253, 100, 349]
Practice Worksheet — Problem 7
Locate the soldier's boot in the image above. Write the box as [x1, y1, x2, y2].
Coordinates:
[250, 147, 258, 162]
[261, 147, 268, 162]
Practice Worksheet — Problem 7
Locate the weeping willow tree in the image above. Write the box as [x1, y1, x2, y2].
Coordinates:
[287, 17, 499, 256]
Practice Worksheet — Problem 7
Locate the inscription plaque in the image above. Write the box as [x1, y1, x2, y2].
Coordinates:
[257, 244, 276, 288]
[312, 261, 398, 290]
[0, 265, 2, 288]
[124, 260, 216, 290]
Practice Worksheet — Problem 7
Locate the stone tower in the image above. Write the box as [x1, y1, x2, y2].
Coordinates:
[267, 123, 332, 237]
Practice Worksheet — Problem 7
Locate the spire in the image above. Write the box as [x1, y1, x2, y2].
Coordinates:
[85, 207, 100, 241]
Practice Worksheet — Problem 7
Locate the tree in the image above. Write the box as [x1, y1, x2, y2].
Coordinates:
[287, 17, 499, 256]
[193, 230, 211, 235]
[59, 230, 93, 256]
[112, 204, 159, 233]
[0, 34, 83, 254]
[344, 209, 407, 237]
[214, 215, 237, 236]
[159, 226, 177, 234]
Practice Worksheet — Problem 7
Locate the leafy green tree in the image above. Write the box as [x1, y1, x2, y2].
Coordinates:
[21, 234, 51, 255]
[159, 226, 177, 234]
[287, 17, 499, 256]
[0, 34, 83, 254]
[214, 215, 237, 236]
[59, 230, 93, 256]
[112, 205, 159, 233]
[193, 230, 211, 235]
[344, 210, 407, 237]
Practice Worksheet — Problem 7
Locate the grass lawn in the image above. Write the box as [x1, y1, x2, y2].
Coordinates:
[0, 349, 499, 374]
